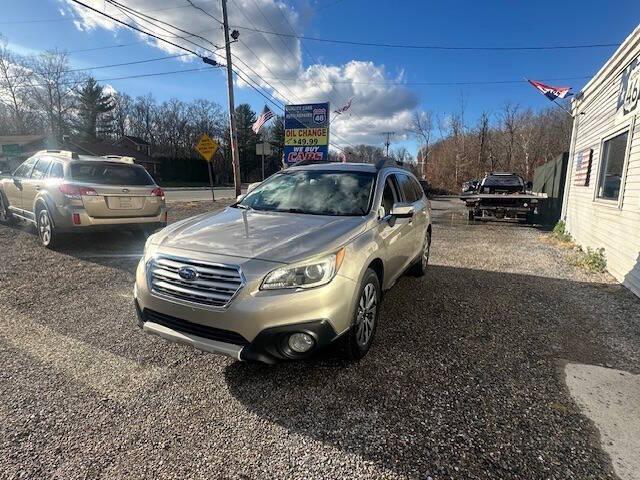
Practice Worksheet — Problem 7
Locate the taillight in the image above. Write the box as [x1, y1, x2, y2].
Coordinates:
[59, 184, 98, 199]
[151, 187, 165, 199]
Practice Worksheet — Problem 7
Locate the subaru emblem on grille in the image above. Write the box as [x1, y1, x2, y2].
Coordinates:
[178, 266, 198, 281]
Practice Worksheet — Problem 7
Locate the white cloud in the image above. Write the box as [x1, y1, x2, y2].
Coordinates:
[60, 0, 419, 146]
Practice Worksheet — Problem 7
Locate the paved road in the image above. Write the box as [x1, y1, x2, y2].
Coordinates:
[1, 199, 639, 479]
[164, 187, 240, 203]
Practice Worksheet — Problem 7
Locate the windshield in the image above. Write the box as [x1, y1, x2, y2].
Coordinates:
[238, 170, 376, 216]
[70, 162, 155, 186]
[483, 175, 523, 187]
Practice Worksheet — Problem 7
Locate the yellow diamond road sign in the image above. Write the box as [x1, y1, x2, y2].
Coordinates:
[195, 133, 219, 162]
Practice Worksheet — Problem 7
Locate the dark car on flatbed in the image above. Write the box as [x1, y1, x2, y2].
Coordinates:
[461, 172, 545, 223]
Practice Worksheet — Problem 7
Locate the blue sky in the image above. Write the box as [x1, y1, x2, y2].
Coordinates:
[1, 0, 639, 152]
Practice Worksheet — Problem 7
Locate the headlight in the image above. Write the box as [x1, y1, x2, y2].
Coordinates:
[261, 248, 345, 290]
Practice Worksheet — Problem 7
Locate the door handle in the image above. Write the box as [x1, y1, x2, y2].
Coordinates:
[35, 185, 41, 191]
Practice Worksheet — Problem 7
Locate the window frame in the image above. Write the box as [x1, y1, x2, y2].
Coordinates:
[592, 116, 635, 209]
[13, 157, 37, 179]
[378, 172, 401, 219]
[47, 161, 65, 179]
[30, 157, 53, 181]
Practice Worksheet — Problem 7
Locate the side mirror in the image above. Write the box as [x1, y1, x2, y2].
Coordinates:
[390, 202, 414, 219]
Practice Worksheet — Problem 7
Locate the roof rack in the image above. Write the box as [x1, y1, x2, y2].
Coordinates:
[374, 158, 400, 170]
[102, 155, 136, 164]
[36, 149, 78, 159]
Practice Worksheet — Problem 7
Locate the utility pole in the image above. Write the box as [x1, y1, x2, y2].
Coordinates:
[382, 131, 395, 157]
[221, 0, 241, 197]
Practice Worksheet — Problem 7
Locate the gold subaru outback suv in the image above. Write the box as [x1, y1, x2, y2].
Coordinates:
[134, 161, 432, 364]
[0, 150, 167, 248]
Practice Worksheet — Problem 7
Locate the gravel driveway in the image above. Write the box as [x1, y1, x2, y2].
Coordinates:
[1, 198, 638, 479]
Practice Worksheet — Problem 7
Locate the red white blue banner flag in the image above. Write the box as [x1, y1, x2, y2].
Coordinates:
[527, 80, 573, 101]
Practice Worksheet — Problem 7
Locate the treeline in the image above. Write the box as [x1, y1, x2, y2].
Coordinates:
[413, 103, 572, 192]
[0, 41, 284, 183]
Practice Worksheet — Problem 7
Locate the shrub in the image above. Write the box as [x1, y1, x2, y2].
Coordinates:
[577, 247, 607, 273]
[552, 221, 572, 242]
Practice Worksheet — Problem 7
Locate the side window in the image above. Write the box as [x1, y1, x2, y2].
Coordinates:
[31, 158, 52, 180]
[597, 131, 628, 201]
[410, 177, 424, 200]
[397, 174, 418, 203]
[13, 157, 37, 178]
[48, 162, 64, 179]
[381, 176, 399, 217]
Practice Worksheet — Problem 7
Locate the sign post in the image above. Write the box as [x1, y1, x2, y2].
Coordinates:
[256, 142, 272, 180]
[284, 103, 330, 167]
[195, 133, 219, 203]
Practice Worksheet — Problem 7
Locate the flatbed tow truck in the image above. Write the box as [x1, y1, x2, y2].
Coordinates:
[461, 172, 547, 223]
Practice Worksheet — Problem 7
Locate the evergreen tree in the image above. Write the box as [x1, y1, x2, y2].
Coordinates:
[234, 104, 259, 181]
[75, 77, 115, 140]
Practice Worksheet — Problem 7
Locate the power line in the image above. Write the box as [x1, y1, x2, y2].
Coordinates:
[67, 53, 190, 72]
[230, 25, 621, 51]
[67, 0, 204, 58]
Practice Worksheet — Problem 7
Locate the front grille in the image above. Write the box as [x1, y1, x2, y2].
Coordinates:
[148, 255, 244, 308]
[143, 309, 248, 346]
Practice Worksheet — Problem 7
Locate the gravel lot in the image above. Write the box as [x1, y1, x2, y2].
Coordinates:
[1, 198, 639, 479]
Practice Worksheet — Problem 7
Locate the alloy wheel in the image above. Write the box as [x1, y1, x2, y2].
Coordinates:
[0, 196, 7, 222]
[356, 282, 377, 347]
[38, 210, 52, 246]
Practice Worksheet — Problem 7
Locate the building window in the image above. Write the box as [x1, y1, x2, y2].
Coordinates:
[597, 131, 628, 201]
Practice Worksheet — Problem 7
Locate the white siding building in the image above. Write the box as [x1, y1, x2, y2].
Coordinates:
[562, 25, 640, 297]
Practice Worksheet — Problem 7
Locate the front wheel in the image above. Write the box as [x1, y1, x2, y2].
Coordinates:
[343, 269, 381, 361]
[409, 230, 431, 277]
[37, 207, 58, 249]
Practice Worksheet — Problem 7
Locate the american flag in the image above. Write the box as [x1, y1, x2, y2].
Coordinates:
[574, 148, 593, 186]
[252, 105, 274, 134]
[528, 79, 573, 101]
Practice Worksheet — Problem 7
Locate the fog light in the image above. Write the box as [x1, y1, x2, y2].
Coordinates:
[288, 333, 314, 353]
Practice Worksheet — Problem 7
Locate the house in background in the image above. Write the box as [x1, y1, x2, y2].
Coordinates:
[117, 135, 151, 156]
[561, 25, 640, 298]
[0, 134, 161, 177]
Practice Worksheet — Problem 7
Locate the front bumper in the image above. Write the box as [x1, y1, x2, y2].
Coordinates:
[134, 251, 357, 364]
[134, 300, 341, 364]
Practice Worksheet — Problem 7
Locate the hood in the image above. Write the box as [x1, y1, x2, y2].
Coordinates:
[153, 207, 368, 264]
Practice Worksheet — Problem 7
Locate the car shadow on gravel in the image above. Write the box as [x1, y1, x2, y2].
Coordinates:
[223, 265, 639, 479]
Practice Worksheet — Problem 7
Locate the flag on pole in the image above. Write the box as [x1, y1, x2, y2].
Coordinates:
[252, 105, 274, 133]
[527, 79, 573, 101]
[334, 98, 352, 114]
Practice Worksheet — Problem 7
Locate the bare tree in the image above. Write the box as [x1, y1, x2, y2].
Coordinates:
[0, 37, 36, 134]
[408, 110, 433, 178]
[28, 50, 82, 140]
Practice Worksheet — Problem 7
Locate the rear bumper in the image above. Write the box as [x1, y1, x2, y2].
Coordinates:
[52, 205, 167, 232]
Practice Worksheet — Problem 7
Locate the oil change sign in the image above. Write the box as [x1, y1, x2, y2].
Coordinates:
[284, 103, 329, 166]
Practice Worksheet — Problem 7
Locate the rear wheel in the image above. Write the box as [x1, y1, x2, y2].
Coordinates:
[0, 193, 16, 225]
[468, 210, 475, 221]
[343, 269, 381, 361]
[36, 206, 58, 249]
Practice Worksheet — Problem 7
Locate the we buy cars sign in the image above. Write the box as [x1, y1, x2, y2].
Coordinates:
[284, 103, 329, 166]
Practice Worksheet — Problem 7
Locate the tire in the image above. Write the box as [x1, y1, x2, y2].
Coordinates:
[36, 206, 58, 249]
[343, 268, 381, 361]
[0, 192, 17, 225]
[409, 230, 431, 277]
[468, 210, 475, 221]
